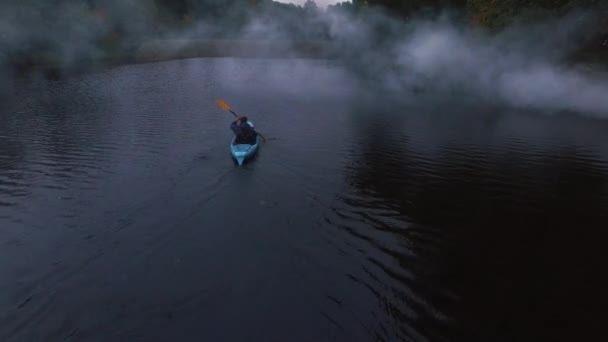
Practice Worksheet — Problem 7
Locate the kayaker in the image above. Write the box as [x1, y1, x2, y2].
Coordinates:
[230, 116, 258, 144]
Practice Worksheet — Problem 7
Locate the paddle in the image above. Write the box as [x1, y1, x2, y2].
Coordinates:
[216, 99, 267, 142]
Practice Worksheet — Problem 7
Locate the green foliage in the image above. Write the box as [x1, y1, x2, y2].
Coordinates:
[327, 1, 355, 12]
[465, 0, 601, 29]
[353, 0, 604, 29]
[354, 0, 467, 17]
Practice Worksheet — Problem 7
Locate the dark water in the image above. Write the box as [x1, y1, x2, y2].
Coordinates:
[1, 58, 607, 342]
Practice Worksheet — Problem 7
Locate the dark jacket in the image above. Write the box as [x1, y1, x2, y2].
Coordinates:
[230, 120, 258, 144]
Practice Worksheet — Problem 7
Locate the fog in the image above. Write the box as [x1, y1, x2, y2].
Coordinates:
[278, 0, 340, 7]
[1, 1, 607, 118]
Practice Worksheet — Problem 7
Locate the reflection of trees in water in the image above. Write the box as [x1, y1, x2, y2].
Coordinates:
[343, 114, 608, 341]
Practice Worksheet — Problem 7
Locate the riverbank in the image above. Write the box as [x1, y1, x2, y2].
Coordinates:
[133, 39, 334, 62]
[1, 39, 335, 81]
[3, 38, 607, 82]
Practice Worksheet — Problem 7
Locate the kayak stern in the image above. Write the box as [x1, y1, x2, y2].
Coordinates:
[230, 121, 260, 166]
[230, 138, 259, 166]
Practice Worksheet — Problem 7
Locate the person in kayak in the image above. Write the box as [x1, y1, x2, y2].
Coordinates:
[230, 116, 258, 144]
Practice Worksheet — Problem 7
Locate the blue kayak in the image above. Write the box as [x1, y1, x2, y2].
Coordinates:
[230, 121, 260, 166]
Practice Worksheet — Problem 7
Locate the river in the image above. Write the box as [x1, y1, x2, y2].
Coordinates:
[1, 58, 607, 341]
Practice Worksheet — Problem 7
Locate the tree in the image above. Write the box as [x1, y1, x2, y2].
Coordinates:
[327, 1, 356, 13]
[353, 0, 466, 17]
[304, 0, 318, 14]
[466, 0, 607, 29]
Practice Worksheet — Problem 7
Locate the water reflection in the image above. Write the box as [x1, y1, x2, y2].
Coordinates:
[334, 107, 608, 341]
[1, 59, 607, 342]
[0, 135, 28, 208]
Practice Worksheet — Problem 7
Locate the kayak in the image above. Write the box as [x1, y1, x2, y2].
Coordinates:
[230, 121, 260, 166]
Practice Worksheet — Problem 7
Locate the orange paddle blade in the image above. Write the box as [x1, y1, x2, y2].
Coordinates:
[216, 99, 230, 111]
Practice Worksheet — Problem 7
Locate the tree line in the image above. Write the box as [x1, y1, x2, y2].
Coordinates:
[331, 0, 607, 49]
[2, 0, 606, 74]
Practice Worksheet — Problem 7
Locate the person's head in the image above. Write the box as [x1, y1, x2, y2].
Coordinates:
[239, 116, 248, 123]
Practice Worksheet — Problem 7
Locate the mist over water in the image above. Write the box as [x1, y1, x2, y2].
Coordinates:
[319, 8, 608, 118]
[392, 14, 608, 117]
[1, 2, 607, 118]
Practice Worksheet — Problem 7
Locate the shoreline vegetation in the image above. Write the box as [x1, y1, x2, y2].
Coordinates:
[11, 37, 607, 81]
[2, 0, 607, 79]
[5, 39, 335, 79]
[133, 39, 335, 62]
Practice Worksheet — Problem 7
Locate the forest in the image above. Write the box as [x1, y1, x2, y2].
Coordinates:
[1, 0, 606, 74]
